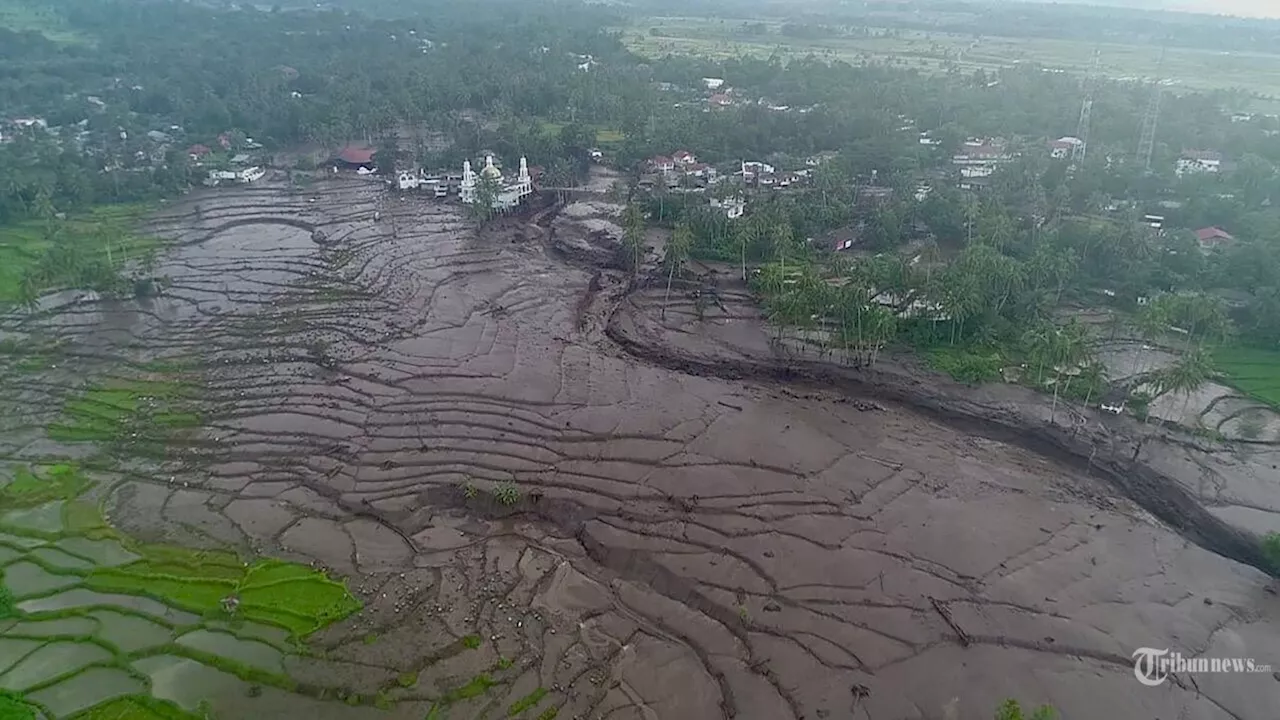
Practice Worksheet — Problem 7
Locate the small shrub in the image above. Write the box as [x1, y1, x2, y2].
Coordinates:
[1130, 391, 1152, 421]
[397, 671, 417, 688]
[461, 480, 478, 500]
[461, 634, 483, 649]
[1262, 532, 1280, 574]
[995, 698, 1057, 720]
[495, 656, 514, 670]
[926, 346, 1003, 385]
[0, 579, 16, 619]
[507, 687, 548, 716]
[495, 482, 522, 506]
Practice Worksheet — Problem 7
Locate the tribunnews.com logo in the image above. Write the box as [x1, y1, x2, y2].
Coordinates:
[1133, 648, 1273, 687]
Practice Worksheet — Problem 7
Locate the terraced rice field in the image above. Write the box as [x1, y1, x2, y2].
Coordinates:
[0, 178, 1277, 719]
[1216, 346, 1280, 409]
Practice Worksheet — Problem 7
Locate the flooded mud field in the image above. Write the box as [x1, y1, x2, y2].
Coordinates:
[3, 177, 1279, 720]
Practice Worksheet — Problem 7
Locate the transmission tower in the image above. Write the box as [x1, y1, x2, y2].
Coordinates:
[1072, 49, 1101, 164]
[1136, 47, 1166, 171]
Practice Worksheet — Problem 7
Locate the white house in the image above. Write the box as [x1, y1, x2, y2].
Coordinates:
[702, 77, 725, 90]
[1049, 136, 1084, 159]
[204, 166, 265, 186]
[740, 161, 775, 179]
[1177, 150, 1223, 177]
[672, 150, 697, 166]
[710, 195, 745, 219]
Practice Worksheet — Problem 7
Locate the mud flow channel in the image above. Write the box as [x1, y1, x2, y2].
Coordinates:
[2, 178, 1279, 720]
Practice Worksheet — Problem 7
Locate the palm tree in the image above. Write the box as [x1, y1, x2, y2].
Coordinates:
[1048, 321, 1091, 424]
[771, 223, 795, 276]
[622, 203, 645, 278]
[662, 222, 693, 319]
[1155, 346, 1212, 428]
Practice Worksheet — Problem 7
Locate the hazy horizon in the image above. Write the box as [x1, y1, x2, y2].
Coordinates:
[1015, 0, 1280, 19]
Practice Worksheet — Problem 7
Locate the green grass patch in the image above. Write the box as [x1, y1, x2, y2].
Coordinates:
[47, 376, 201, 446]
[536, 122, 625, 146]
[69, 694, 203, 719]
[0, 691, 38, 720]
[0, 203, 157, 304]
[924, 345, 1005, 385]
[0, 573, 15, 619]
[441, 673, 497, 704]
[507, 687, 548, 716]
[86, 549, 361, 638]
[624, 16, 1280, 105]
[461, 634, 482, 649]
[0, 0, 88, 44]
[595, 129, 625, 145]
[536, 709, 558, 720]
[1, 463, 91, 509]
[1214, 345, 1280, 409]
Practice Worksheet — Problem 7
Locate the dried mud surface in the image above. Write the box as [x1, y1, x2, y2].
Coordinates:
[5, 179, 1280, 719]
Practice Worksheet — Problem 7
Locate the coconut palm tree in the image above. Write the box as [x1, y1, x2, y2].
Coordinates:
[662, 222, 692, 319]
[621, 203, 645, 278]
[1155, 346, 1213, 428]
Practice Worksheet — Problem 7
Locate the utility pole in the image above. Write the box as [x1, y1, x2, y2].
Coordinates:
[1072, 48, 1101, 164]
[1136, 46, 1166, 172]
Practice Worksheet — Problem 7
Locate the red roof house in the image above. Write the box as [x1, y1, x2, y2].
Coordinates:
[336, 145, 377, 167]
[187, 144, 212, 159]
[708, 93, 732, 107]
[672, 150, 697, 165]
[1195, 227, 1235, 250]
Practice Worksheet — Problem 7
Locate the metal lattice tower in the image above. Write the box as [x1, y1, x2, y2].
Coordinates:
[1072, 49, 1101, 164]
[1136, 47, 1166, 171]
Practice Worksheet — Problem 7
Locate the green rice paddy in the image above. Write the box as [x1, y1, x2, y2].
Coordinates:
[47, 377, 201, 448]
[625, 16, 1280, 111]
[0, 203, 157, 305]
[1214, 345, 1280, 409]
[0, 479, 364, 718]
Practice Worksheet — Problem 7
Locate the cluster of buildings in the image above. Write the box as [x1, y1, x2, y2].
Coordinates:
[952, 138, 1014, 190]
[1176, 150, 1223, 177]
[394, 155, 537, 212]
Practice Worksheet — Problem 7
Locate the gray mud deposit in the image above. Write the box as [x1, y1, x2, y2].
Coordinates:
[5, 178, 1280, 719]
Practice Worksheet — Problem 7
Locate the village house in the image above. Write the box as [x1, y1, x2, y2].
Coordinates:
[703, 77, 725, 90]
[953, 139, 1013, 188]
[672, 150, 697, 167]
[856, 186, 895, 207]
[1049, 136, 1084, 159]
[1177, 150, 1223, 177]
[806, 151, 839, 167]
[205, 166, 266, 186]
[740, 161, 775, 180]
[710, 195, 745, 219]
[334, 144, 376, 171]
[187, 144, 212, 162]
[708, 93, 733, 108]
[9, 117, 47, 130]
[1195, 226, 1234, 253]
[646, 155, 675, 174]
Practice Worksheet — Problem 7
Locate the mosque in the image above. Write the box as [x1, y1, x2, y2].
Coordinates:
[461, 155, 533, 211]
